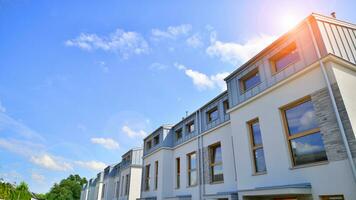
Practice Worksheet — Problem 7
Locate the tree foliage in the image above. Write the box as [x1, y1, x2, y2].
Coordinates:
[0, 181, 32, 200]
[46, 174, 87, 200]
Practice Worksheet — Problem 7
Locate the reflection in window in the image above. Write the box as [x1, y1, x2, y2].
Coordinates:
[281, 97, 327, 166]
[186, 121, 195, 133]
[187, 152, 197, 186]
[207, 107, 219, 123]
[248, 119, 266, 173]
[175, 129, 182, 141]
[240, 69, 260, 92]
[271, 42, 300, 73]
[209, 143, 223, 182]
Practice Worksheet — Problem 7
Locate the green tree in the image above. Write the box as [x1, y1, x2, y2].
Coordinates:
[46, 174, 87, 200]
[0, 181, 32, 200]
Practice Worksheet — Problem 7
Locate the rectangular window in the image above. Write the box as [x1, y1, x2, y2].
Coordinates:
[144, 164, 150, 191]
[240, 68, 260, 92]
[209, 142, 224, 183]
[270, 42, 300, 73]
[248, 119, 267, 173]
[125, 174, 130, 195]
[186, 121, 195, 133]
[320, 195, 344, 200]
[176, 157, 180, 188]
[153, 135, 160, 145]
[101, 184, 105, 198]
[120, 176, 124, 196]
[207, 107, 218, 123]
[115, 181, 120, 197]
[187, 152, 197, 186]
[223, 100, 229, 114]
[175, 128, 183, 140]
[154, 161, 158, 190]
[281, 96, 327, 166]
[146, 140, 152, 150]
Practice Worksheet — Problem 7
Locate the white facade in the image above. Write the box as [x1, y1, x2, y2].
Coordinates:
[81, 13, 356, 200]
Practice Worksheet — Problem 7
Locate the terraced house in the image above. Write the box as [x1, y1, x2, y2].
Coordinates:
[139, 13, 356, 200]
[80, 148, 143, 200]
[81, 13, 356, 200]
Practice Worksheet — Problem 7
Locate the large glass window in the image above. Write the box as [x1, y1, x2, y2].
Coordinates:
[115, 181, 120, 197]
[101, 184, 105, 199]
[186, 121, 195, 133]
[248, 119, 267, 173]
[271, 42, 300, 73]
[153, 135, 160, 145]
[187, 152, 197, 186]
[240, 69, 260, 92]
[281, 97, 327, 166]
[176, 157, 180, 188]
[207, 107, 219, 123]
[125, 174, 130, 195]
[209, 143, 224, 182]
[144, 165, 150, 191]
[154, 161, 158, 190]
[175, 129, 183, 141]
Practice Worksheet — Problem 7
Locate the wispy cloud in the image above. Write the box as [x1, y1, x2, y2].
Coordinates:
[206, 34, 276, 65]
[31, 172, 45, 184]
[151, 24, 192, 40]
[65, 29, 149, 59]
[175, 63, 229, 91]
[74, 160, 107, 171]
[0, 100, 6, 113]
[30, 154, 73, 171]
[149, 62, 168, 71]
[90, 137, 120, 150]
[122, 125, 147, 139]
[186, 33, 203, 48]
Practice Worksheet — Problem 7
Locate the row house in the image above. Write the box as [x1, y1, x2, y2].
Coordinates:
[139, 13, 356, 200]
[81, 13, 356, 200]
[81, 148, 143, 200]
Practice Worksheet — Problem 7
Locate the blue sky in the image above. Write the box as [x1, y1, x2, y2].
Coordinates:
[0, 0, 355, 193]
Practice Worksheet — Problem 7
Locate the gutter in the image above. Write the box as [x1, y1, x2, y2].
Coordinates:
[307, 19, 356, 182]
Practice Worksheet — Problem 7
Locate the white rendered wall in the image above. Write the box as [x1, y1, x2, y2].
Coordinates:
[229, 63, 356, 199]
[129, 167, 142, 200]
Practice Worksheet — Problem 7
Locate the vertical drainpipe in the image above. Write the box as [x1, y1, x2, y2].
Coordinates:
[196, 110, 201, 200]
[307, 19, 356, 182]
[197, 109, 205, 200]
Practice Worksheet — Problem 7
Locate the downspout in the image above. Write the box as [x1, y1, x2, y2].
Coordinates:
[307, 20, 356, 182]
[198, 109, 206, 200]
[196, 110, 202, 200]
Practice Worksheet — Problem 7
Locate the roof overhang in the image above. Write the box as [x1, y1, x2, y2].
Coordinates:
[238, 183, 312, 197]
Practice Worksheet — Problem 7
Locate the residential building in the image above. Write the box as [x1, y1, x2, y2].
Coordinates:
[140, 13, 356, 200]
[81, 148, 143, 200]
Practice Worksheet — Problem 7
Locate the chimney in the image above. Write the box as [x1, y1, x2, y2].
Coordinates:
[331, 12, 336, 18]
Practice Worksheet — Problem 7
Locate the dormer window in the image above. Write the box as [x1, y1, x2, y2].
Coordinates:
[146, 140, 152, 150]
[153, 135, 160, 145]
[186, 121, 195, 133]
[223, 100, 229, 114]
[175, 129, 182, 140]
[270, 42, 300, 74]
[239, 68, 260, 93]
[207, 107, 218, 123]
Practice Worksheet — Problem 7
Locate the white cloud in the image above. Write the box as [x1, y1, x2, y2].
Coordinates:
[90, 137, 120, 150]
[65, 29, 149, 59]
[175, 63, 229, 91]
[151, 24, 192, 40]
[292, 142, 324, 154]
[122, 125, 147, 138]
[74, 160, 107, 171]
[31, 172, 45, 184]
[30, 154, 73, 171]
[0, 101, 6, 113]
[206, 34, 276, 65]
[149, 62, 168, 71]
[186, 33, 203, 48]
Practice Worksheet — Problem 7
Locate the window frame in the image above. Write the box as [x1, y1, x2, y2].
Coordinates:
[223, 100, 229, 114]
[146, 140, 152, 150]
[247, 118, 267, 174]
[270, 41, 300, 75]
[239, 68, 261, 93]
[153, 135, 160, 146]
[125, 174, 130, 195]
[175, 128, 183, 141]
[176, 157, 180, 189]
[186, 121, 195, 134]
[144, 164, 150, 191]
[187, 151, 197, 187]
[154, 161, 158, 190]
[206, 107, 219, 123]
[209, 142, 224, 183]
[101, 183, 105, 199]
[280, 96, 327, 167]
[115, 180, 120, 197]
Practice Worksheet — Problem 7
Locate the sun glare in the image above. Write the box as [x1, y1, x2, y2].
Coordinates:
[280, 14, 300, 32]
